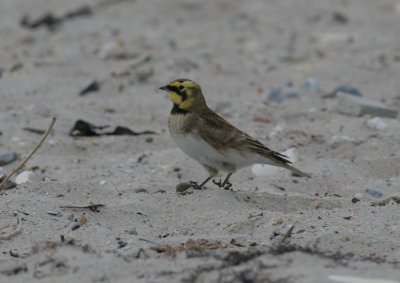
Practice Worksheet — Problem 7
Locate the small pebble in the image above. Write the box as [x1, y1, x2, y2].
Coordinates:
[0, 151, 19, 166]
[127, 228, 138, 235]
[134, 188, 149, 194]
[285, 92, 299, 99]
[79, 213, 87, 225]
[304, 77, 319, 93]
[48, 140, 57, 146]
[145, 137, 153, 143]
[176, 182, 193, 193]
[47, 209, 61, 216]
[99, 180, 107, 185]
[71, 224, 81, 231]
[1, 180, 17, 190]
[79, 79, 100, 96]
[118, 240, 127, 249]
[324, 86, 362, 99]
[365, 188, 383, 198]
[351, 197, 360, 204]
[366, 117, 387, 130]
[265, 88, 282, 103]
[332, 12, 348, 24]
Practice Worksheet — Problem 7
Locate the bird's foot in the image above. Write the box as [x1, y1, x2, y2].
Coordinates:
[189, 181, 204, 190]
[212, 179, 232, 190]
[212, 178, 223, 187]
[223, 182, 232, 190]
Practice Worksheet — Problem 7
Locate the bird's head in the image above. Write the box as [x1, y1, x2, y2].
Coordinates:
[159, 79, 206, 112]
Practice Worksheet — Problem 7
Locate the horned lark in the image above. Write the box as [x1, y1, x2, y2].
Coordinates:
[159, 79, 311, 190]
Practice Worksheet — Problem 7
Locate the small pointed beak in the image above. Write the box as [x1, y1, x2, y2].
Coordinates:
[159, 85, 169, 91]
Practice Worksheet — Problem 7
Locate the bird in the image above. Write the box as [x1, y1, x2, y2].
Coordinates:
[159, 78, 311, 190]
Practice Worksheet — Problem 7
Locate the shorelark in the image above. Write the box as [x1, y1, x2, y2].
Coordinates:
[160, 79, 311, 190]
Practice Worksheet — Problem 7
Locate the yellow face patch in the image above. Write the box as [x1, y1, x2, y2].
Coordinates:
[160, 79, 205, 111]
[168, 91, 183, 105]
[179, 88, 194, 109]
[165, 80, 197, 109]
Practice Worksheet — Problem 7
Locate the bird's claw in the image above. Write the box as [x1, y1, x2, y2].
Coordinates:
[223, 182, 232, 190]
[189, 181, 203, 190]
[212, 179, 223, 187]
[213, 179, 232, 190]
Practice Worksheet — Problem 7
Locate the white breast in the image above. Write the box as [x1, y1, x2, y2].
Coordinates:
[172, 133, 261, 172]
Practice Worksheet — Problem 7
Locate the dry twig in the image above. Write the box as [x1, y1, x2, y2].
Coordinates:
[60, 203, 105, 211]
[0, 117, 56, 191]
[0, 228, 23, 241]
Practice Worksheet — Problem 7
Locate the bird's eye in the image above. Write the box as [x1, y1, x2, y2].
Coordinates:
[178, 85, 184, 90]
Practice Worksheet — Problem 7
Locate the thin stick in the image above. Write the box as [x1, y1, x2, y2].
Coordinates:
[60, 203, 105, 211]
[0, 117, 56, 191]
[0, 228, 23, 240]
[282, 225, 294, 242]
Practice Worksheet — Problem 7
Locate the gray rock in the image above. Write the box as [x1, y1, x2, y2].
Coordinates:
[79, 80, 100, 96]
[0, 151, 19, 166]
[176, 182, 193, 193]
[336, 93, 398, 118]
[304, 77, 319, 93]
[365, 188, 383, 198]
[47, 209, 61, 216]
[266, 88, 283, 103]
[323, 86, 362, 99]
[134, 188, 149, 194]
[263, 88, 300, 104]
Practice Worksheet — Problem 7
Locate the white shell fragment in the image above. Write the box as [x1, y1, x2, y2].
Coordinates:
[15, 171, 33, 184]
[366, 117, 387, 130]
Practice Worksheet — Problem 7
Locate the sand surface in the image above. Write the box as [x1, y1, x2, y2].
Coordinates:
[1, 0, 400, 282]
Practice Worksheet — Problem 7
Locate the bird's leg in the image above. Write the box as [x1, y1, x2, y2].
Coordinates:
[190, 176, 212, 190]
[213, 173, 233, 190]
[212, 179, 222, 187]
[221, 173, 233, 190]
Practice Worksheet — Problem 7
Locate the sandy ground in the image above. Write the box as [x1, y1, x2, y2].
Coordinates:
[1, 0, 400, 282]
